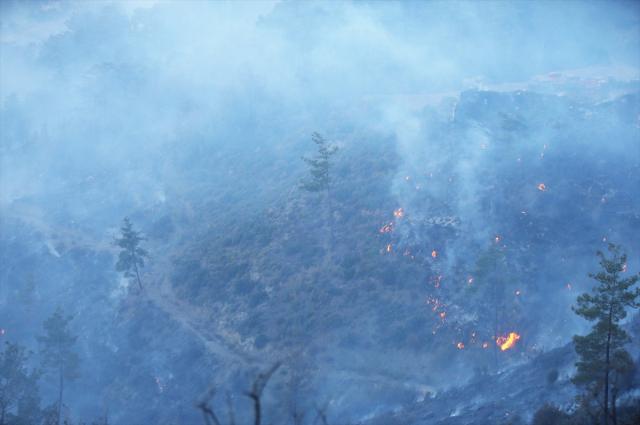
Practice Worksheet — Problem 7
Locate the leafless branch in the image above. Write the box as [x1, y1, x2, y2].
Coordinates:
[244, 362, 282, 425]
[196, 387, 222, 425]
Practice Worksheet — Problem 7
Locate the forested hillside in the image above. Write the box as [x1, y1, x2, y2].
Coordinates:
[1, 2, 639, 425]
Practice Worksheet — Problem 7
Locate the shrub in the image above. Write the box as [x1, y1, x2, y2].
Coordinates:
[532, 403, 569, 425]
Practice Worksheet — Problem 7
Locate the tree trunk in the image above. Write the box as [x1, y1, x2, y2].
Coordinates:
[133, 259, 143, 291]
[250, 394, 261, 425]
[57, 366, 64, 425]
[603, 304, 613, 425]
[325, 188, 334, 265]
[610, 372, 618, 425]
[611, 387, 617, 425]
[492, 281, 499, 371]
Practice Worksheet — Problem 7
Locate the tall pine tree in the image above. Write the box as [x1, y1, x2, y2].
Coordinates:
[300, 133, 338, 261]
[572, 244, 639, 425]
[38, 308, 80, 425]
[114, 217, 149, 291]
[300, 132, 337, 194]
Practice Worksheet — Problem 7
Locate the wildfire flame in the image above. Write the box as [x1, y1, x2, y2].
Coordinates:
[457, 342, 465, 350]
[482, 342, 489, 349]
[386, 244, 392, 253]
[496, 332, 521, 351]
[467, 276, 474, 285]
[537, 183, 547, 192]
[622, 263, 627, 273]
[494, 235, 502, 244]
[393, 208, 404, 218]
[431, 250, 438, 258]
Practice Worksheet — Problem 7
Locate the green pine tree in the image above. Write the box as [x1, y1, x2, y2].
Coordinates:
[300, 132, 337, 193]
[114, 217, 148, 291]
[0, 342, 41, 425]
[38, 308, 80, 425]
[300, 133, 338, 260]
[572, 244, 639, 425]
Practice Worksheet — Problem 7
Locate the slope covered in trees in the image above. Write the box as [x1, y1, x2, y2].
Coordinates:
[1, 83, 638, 424]
[1, 2, 639, 423]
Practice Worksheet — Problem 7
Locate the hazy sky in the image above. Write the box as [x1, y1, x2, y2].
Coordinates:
[0, 0, 638, 214]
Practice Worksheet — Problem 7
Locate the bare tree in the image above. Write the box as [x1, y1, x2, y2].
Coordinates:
[197, 362, 281, 425]
[244, 362, 282, 425]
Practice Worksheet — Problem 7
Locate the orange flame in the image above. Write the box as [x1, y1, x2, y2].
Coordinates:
[537, 183, 547, 192]
[457, 342, 465, 350]
[393, 208, 404, 218]
[496, 332, 521, 351]
[431, 250, 438, 258]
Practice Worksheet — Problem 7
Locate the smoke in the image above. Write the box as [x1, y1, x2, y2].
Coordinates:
[1, 0, 639, 421]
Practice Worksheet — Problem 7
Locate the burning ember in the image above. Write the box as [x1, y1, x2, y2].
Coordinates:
[482, 342, 489, 349]
[393, 208, 404, 218]
[439, 312, 446, 320]
[537, 183, 547, 192]
[515, 290, 521, 296]
[494, 235, 502, 244]
[379, 223, 393, 233]
[456, 342, 465, 350]
[431, 250, 438, 258]
[467, 276, 474, 285]
[426, 296, 444, 312]
[496, 332, 521, 351]
[386, 244, 392, 253]
[622, 263, 627, 273]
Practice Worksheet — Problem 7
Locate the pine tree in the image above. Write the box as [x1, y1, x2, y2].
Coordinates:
[38, 308, 80, 425]
[300, 133, 338, 260]
[114, 217, 148, 291]
[0, 342, 41, 425]
[572, 244, 639, 425]
[300, 132, 337, 193]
